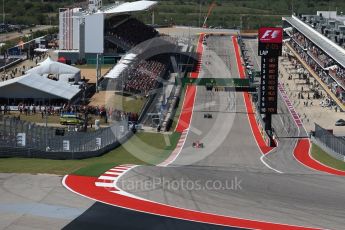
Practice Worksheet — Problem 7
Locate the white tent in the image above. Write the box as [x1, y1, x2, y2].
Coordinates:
[0, 73, 80, 100]
[27, 57, 81, 83]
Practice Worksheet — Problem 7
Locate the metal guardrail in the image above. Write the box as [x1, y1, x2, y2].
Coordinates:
[314, 123, 345, 159]
[0, 58, 23, 72]
[0, 116, 130, 159]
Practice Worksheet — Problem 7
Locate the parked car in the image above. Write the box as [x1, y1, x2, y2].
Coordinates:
[335, 119, 345, 126]
[60, 114, 84, 126]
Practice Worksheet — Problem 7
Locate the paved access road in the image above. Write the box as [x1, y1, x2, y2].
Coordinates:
[0, 173, 93, 230]
[0, 25, 54, 43]
[116, 35, 345, 230]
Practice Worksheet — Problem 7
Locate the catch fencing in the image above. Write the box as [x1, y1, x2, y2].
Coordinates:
[0, 116, 130, 159]
[314, 123, 345, 160]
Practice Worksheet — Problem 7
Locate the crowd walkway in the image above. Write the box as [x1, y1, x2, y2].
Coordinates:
[279, 54, 345, 136]
[286, 43, 345, 111]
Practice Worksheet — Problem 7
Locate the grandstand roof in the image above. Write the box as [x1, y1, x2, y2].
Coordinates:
[102, 1, 157, 15]
[105, 53, 137, 79]
[284, 15, 345, 68]
[0, 73, 80, 100]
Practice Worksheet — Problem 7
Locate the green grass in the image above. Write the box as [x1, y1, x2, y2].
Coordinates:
[106, 94, 146, 114]
[311, 144, 345, 171]
[0, 132, 181, 177]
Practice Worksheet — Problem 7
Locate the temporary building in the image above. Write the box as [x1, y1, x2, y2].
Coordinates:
[0, 73, 81, 101]
[26, 57, 81, 83]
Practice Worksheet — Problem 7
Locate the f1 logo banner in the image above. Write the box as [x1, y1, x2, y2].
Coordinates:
[258, 27, 283, 57]
[258, 27, 283, 43]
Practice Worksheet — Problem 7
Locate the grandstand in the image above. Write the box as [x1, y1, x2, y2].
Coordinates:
[123, 59, 166, 95]
[105, 17, 158, 50]
[57, 0, 158, 64]
[56, 0, 198, 130]
[283, 13, 345, 110]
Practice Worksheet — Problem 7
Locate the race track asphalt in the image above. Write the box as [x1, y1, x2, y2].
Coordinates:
[64, 202, 245, 230]
[115, 35, 345, 230]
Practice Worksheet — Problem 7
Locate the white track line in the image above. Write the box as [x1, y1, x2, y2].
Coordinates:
[260, 155, 283, 173]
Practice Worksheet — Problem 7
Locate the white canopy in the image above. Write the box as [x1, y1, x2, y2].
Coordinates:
[27, 57, 81, 83]
[28, 57, 80, 75]
[0, 73, 80, 100]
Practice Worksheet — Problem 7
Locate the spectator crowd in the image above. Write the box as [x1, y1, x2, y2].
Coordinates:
[289, 31, 345, 104]
[0, 52, 49, 82]
[124, 60, 166, 95]
[0, 103, 139, 123]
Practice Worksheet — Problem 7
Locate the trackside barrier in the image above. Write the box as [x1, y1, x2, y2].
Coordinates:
[250, 94, 272, 147]
[314, 123, 345, 160]
[0, 58, 24, 72]
[190, 33, 204, 78]
[0, 116, 131, 159]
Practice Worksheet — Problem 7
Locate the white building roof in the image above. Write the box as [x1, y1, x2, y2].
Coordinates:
[103, 1, 157, 14]
[27, 57, 80, 75]
[0, 74, 80, 100]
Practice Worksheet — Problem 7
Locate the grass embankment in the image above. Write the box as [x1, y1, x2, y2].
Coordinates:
[96, 93, 145, 114]
[0, 132, 181, 177]
[0, 85, 162, 176]
[311, 144, 345, 171]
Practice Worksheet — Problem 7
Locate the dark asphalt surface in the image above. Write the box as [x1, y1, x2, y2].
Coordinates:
[63, 35, 345, 230]
[63, 202, 247, 230]
[116, 36, 345, 229]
